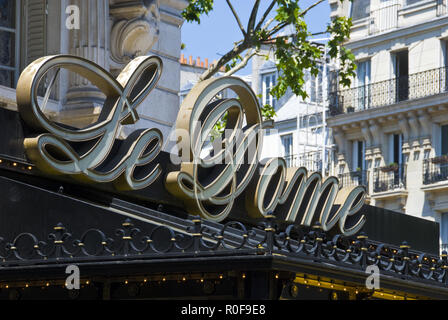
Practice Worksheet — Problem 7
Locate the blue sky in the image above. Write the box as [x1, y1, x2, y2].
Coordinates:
[181, 0, 331, 75]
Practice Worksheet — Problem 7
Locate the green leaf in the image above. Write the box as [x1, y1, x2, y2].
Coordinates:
[182, 0, 214, 24]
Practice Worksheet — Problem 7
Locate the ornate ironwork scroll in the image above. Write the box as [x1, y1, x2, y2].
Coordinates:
[0, 216, 447, 289]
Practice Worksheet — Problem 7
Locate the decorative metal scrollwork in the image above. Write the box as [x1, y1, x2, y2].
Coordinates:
[0, 215, 447, 288]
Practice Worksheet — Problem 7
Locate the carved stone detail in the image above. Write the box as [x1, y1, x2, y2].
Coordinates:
[110, 0, 160, 65]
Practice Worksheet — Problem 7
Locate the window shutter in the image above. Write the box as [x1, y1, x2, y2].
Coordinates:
[23, 0, 47, 66]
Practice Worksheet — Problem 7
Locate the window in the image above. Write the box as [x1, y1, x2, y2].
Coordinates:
[406, 0, 425, 6]
[352, 140, 365, 171]
[394, 50, 409, 102]
[442, 124, 448, 155]
[0, 0, 19, 88]
[389, 133, 403, 164]
[309, 66, 324, 104]
[281, 134, 293, 166]
[356, 60, 370, 110]
[443, 40, 448, 91]
[262, 73, 276, 109]
[350, 0, 370, 20]
[441, 213, 448, 251]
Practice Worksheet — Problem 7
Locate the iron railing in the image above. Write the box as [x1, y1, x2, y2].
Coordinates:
[338, 170, 369, 189]
[284, 154, 321, 172]
[0, 216, 448, 288]
[373, 163, 407, 193]
[368, 3, 400, 35]
[423, 156, 448, 185]
[329, 67, 448, 115]
[284, 151, 332, 173]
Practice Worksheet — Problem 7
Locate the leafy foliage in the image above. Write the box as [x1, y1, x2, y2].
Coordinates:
[182, 0, 214, 23]
[261, 104, 276, 121]
[183, 0, 356, 120]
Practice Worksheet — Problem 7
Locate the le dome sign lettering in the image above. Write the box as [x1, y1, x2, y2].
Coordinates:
[16, 55, 366, 236]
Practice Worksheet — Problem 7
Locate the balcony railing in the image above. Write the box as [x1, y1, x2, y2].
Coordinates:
[284, 150, 334, 174]
[368, 3, 400, 35]
[373, 163, 407, 193]
[329, 67, 448, 116]
[423, 156, 448, 185]
[284, 154, 323, 172]
[338, 170, 368, 189]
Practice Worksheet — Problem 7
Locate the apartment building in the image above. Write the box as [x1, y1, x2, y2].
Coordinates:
[329, 0, 448, 249]
[254, 44, 338, 175]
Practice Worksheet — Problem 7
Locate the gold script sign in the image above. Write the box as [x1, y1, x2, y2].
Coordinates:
[165, 76, 366, 235]
[17, 55, 163, 190]
[16, 55, 366, 236]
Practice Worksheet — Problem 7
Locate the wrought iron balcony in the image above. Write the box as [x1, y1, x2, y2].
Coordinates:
[423, 156, 448, 185]
[368, 3, 400, 35]
[362, 0, 447, 36]
[284, 151, 334, 175]
[373, 163, 407, 193]
[284, 154, 322, 172]
[329, 67, 448, 116]
[338, 170, 369, 189]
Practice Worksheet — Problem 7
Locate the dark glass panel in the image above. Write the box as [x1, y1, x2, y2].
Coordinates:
[0, 69, 13, 87]
[0, 30, 14, 67]
[0, 0, 15, 29]
[351, 0, 371, 20]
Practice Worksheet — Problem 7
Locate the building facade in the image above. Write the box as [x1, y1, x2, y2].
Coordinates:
[0, 0, 187, 148]
[329, 0, 448, 250]
[253, 44, 337, 175]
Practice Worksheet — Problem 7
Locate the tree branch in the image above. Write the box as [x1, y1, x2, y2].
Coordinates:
[265, 0, 326, 38]
[266, 21, 289, 38]
[200, 42, 250, 81]
[262, 17, 276, 30]
[300, 0, 326, 17]
[225, 0, 246, 37]
[255, 0, 277, 31]
[223, 48, 263, 76]
[247, 0, 261, 34]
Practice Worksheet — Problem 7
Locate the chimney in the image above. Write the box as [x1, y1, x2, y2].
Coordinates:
[204, 58, 209, 68]
[180, 53, 185, 64]
[196, 57, 201, 66]
[189, 55, 193, 65]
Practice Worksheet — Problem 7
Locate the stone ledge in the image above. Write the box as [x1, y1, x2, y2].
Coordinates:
[371, 189, 408, 200]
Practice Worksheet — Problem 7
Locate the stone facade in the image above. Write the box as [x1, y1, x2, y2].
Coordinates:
[253, 44, 338, 175]
[329, 0, 448, 250]
[0, 0, 188, 149]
